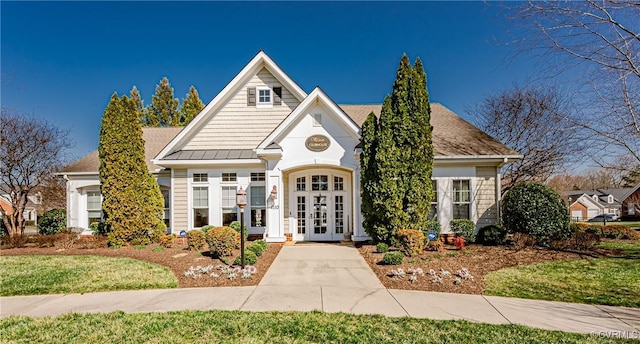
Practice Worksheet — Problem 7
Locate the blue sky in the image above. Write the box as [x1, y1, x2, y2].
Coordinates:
[1, 1, 535, 159]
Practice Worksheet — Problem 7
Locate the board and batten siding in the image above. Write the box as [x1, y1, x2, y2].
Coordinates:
[183, 68, 300, 150]
[173, 169, 188, 231]
[283, 173, 289, 234]
[475, 166, 498, 227]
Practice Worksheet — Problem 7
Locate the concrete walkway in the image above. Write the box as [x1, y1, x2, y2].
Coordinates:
[1, 245, 639, 337]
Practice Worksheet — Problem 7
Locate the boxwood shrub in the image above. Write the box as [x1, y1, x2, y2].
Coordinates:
[450, 219, 476, 243]
[477, 224, 507, 246]
[234, 249, 258, 266]
[186, 230, 206, 251]
[502, 182, 571, 247]
[376, 242, 389, 253]
[37, 209, 67, 235]
[206, 226, 240, 257]
[382, 251, 404, 265]
[396, 229, 424, 257]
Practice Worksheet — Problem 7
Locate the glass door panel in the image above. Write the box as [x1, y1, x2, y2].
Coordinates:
[313, 195, 327, 234]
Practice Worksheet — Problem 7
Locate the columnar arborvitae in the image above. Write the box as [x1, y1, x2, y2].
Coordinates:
[99, 93, 166, 246]
[360, 54, 434, 243]
[179, 86, 205, 126]
[148, 77, 179, 127]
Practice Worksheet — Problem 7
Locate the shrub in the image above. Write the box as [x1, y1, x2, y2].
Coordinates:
[247, 240, 267, 256]
[230, 221, 248, 238]
[477, 224, 507, 246]
[159, 234, 176, 248]
[423, 221, 441, 238]
[0, 219, 7, 237]
[206, 226, 239, 257]
[450, 219, 476, 243]
[234, 249, 258, 266]
[502, 182, 571, 246]
[376, 242, 389, 253]
[453, 236, 465, 250]
[37, 209, 67, 235]
[601, 224, 640, 240]
[75, 235, 108, 249]
[382, 251, 404, 265]
[89, 222, 110, 236]
[396, 229, 424, 257]
[53, 229, 78, 249]
[551, 231, 600, 251]
[427, 240, 443, 251]
[201, 225, 214, 234]
[186, 230, 206, 251]
[511, 232, 537, 251]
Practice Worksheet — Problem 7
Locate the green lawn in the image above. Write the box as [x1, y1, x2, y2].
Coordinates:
[0, 255, 178, 296]
[485, 241, 640, 307]
[0, 310, 629, 344]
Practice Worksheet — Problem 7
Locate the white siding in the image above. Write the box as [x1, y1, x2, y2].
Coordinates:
[183, 68, 300, 150]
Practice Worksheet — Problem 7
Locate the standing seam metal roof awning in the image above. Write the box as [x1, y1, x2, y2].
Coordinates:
[162, 149, 259, 160]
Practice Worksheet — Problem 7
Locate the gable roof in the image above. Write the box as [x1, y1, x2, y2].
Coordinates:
[339, 103, 520, 157]
[61, 127, 183, 174]
[571, 193, 605, 210]
[621, 183, 640, 201]
[257, 87, 360, 151]
[156, 50, 308, 160]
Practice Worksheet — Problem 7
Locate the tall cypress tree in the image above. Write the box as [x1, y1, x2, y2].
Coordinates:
[360, 54, 434, 243]
[99, 93, 166, 246]
[179, 86, 205, 126]
[148, 77, 179, 127]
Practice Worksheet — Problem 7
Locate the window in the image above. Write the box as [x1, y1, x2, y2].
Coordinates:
[607, 195, 614, 204]
[221, 186, 236, 226]
[296, 177, 306, 191]
[452, 180, 471, 220]
[251, 172, 265, 181]
[251, 186, 266, 227]
[193, 187, 208, 227]
[222, 173, 237, 182]
[297, 196, 306, 234]
[334, 176, 343, 191]
[312, 175, 328, 191]
[429, 180, 438, 221]
[87, 191, 102, 225]
[162, 190, 170, 228]
[335, 195, 344, 234]
[193, 173, 208, 183]
[257, 85, 272, 107]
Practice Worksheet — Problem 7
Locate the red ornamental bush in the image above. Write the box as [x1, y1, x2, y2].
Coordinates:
[453, 236, 465, 250]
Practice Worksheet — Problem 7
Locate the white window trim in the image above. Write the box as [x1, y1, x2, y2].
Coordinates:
[221, 172, 237, 183]
[221, 185, 238, 226]
[451, 178, 473, 221]
[188, 170, 212, 230]
[256, 84, 273, 108]
[249, 176, 266, 228]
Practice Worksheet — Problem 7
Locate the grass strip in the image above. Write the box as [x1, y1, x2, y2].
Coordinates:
[0, 310, 631, 343]
[0, 255, 177, 296]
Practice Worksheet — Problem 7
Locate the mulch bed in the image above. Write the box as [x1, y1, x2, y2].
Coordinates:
[0, 238, 282, 288]
[357, 243, 615, 295]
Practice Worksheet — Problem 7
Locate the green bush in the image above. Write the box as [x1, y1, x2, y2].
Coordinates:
[37, 209, 67, 235]
[186, 230, 206, 251]
[376, 242, 389, 253]
[477, 224, 507, 246]
[206, 226, 239, 257]
[382, 251, 404, 265]
[230, 221, 247, 238]
[396, 229, 424, 257]
[0, 219, 8, 237]
[423, 221, 441, 238]
[502, 182, 571, 247]
[234, 249, 257, 266]
[450, 219, 476, 243]
[201, 225, 214, 234]
[601, 224, 640, 240]
[90, 222, 110, 236]
[247, 240, 267, 256]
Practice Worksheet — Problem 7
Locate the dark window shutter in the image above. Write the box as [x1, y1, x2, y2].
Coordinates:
[247, 87, 256, 106]
[273, 87, 282, 105]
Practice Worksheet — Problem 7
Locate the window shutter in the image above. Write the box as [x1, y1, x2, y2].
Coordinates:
[247, 87, 256, 106]
[273, 87, 282, 105]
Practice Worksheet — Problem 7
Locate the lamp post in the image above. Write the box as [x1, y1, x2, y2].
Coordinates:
[236, 186, 247, 268]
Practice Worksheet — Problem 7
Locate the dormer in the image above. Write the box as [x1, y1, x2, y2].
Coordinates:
[592, 195, 599, 202]
[607, 195, 614, 204]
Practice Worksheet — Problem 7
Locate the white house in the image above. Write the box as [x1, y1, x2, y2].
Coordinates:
[61, 51, 521, 242]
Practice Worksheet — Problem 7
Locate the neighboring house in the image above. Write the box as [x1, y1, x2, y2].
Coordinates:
[620, 183, 640, 220]
[567, 188, 630, 221]
[0, 193, 41, 225]
[60, 51, 521, 242]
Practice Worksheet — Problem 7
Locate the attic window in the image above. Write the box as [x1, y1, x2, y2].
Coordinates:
[592, 195, 598, 201]
[608, 195, 613, 204]
[313, 114, 322, 127]
[256, 85, 272, 108]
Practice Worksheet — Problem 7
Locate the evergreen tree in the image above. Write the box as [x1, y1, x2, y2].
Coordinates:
[148, 77, 179, 127]
[360, 54, 434, 243]
[130, 86, 148, 126]
[360, 112, 380, 238]
[99, 93, 166, 246]
[179, 86, 205, 126]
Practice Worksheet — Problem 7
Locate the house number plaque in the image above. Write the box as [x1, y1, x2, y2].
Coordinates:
[305, 135, 330, 152]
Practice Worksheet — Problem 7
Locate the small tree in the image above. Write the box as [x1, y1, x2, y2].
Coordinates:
[0, 109, 71, 244]
[179, 86, 205, 126]
[99, 94, 166, 246]
[502, 182, 571, 247]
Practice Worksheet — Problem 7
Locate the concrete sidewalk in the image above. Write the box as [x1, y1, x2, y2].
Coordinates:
[1, 245, 639, 336]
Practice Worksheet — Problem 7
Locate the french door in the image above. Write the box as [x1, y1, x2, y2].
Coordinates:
[291, 170, 350, 241]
